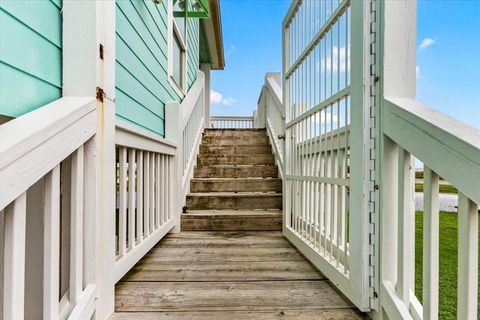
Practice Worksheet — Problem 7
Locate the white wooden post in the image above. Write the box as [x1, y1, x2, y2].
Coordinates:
[378, 0, 417, 318]
[165, 102, 182, 233]
[201, 63, 211, 128]
[348, 0, 371, 310]
[63, 0, 117, 317]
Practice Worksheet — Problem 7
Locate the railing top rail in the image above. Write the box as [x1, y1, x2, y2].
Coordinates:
[384, 97, 480, 203]
[179, 71, 205, 128]
[210, 115, 254, 120]
[0, 97, 97, 210]
[265, 74, 284, 118]
[115, 119, 177, 155]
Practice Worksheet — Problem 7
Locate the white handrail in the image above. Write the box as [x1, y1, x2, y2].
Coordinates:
[381, 97, 480, 319]
[166, 71, 206, 214]
[0, 97, 96, 211]
[256, 72, 285, 176]
[0, 97, 97, 319]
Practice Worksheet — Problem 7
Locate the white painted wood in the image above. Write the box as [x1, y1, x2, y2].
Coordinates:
[422, 167, 439, 320]
[3, 193, 27, 320]
[397, 148, 414, 305]
[210, 116, 254, 129]
[67, 284, 96, 320]
[380, 281, 414, 320]
[115, 120, 176, 156]
[383, 98, 480, 203]
[144, 152, 151, 237]
[83, 138, 97, 287]
[457, 193, 478, 320]
[137, 151, 144, 241]
[128, 148, 136, 249]
[43, 166, 61, 320]
[70, 146, 85, 305]
[0, 98, 96, 211]
[118, 147, 127, 258]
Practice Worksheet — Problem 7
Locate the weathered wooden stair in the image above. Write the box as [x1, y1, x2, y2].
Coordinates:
[112, 129, 368, 320]
[183, 128, 283, 231]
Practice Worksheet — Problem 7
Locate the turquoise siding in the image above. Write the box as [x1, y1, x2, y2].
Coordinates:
[0, 0, 62, 118]
[186, 14, 200, 89]
[116, 0, 200, 137]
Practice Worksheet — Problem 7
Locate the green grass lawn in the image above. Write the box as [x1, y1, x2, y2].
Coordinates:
[415, 183, 458, 194]
[415, 211, 479, 319]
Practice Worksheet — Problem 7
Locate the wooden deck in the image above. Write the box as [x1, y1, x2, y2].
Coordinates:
[112, 231, 369, 319]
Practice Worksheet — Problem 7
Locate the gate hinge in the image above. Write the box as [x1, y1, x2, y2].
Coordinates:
[96, 87, 105, 102]
[99, 43, 104, 60]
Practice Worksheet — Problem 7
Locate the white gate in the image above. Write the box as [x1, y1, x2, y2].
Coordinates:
[282, 0, 372, 311]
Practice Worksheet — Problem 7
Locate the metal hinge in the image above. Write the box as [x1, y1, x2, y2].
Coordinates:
[96, 87, 105, 102]
[99, 44, 104, 60]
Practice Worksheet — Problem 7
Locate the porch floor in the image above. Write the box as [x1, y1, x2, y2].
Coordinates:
[111, 231, 369, 319]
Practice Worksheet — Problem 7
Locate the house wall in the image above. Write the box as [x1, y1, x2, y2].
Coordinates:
[0, 0, 62, 118]
[115, 0, 200, 138]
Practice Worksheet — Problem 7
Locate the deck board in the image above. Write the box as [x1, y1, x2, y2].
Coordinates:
[113, 231, 369, 319]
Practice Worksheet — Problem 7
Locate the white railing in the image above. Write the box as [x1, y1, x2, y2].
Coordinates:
[166, 71, 206, 212]
[210, 115, 254, 128]
[380, 97, 480, 320]
[113, 120, 177, 282]
[0, 97, 97, 319]
[256, 72, 285, 175]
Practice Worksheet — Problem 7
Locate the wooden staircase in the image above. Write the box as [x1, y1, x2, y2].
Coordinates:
[182, 128, 283, 231]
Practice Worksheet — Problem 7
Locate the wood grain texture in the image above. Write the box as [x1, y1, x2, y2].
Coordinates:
[194, 165, 279, 178]
[114, 232, 369, 319]
[182, 210, 282, 231]
[111, 309, 369, 320]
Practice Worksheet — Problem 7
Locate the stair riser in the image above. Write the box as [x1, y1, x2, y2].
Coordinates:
[200, 146, 272, 155]
[191, 179, 282, 193]
[194, 166, 278, 178]
[197, 155, 275, 166]
[182, 216, 282, 231]
[203, 130, 267, 138]
[186, 195, 282, 210]
[201, 137, 270, 146]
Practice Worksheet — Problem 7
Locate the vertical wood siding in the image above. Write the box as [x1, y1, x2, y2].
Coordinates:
[115, 0, 200, 138]
[0, 0, 62, 118]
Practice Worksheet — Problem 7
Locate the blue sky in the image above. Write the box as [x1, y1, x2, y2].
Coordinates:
[210, 0, 479, 128]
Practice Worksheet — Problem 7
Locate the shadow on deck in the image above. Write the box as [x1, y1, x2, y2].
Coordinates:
[112, 231, 369, 319]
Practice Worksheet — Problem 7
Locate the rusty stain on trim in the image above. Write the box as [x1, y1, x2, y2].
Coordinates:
[96, 87, 105, 102]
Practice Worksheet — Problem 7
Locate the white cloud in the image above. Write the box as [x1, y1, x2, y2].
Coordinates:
[222, 97, 237, 106]
[210, 90, 237, 106]
[318, 46, 348, 72]
[419, 38, 436, 50]
[210, 89, 223, 104]
[416, 66, 420, 79]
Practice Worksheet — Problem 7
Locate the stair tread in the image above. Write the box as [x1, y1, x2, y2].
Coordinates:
[184, 210, 282, 217]
[188, 192, 282, 196]
[191, 177, 281, 181]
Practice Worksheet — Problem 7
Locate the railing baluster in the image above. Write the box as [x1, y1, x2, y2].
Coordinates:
[457, 193, 478, 319]
[149, 153, 155, 233]
[3, 193, 27, 320]
[43, 166, 61, 320]
[144, 152, 150, 236]
[423, 166, 439, 319]
[128, 148, 135, 249]
[156, 154, 161, 229]
[118, 147, 127, 257]
[397, 148, 414, 305]
[137, 151, 144, 241]
[70, 145, 84, 304]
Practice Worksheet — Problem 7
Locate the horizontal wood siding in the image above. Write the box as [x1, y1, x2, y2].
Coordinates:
[0, 0, 62, 118]
[186, 11, 199, 90]
[116, 0, 200, 137]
